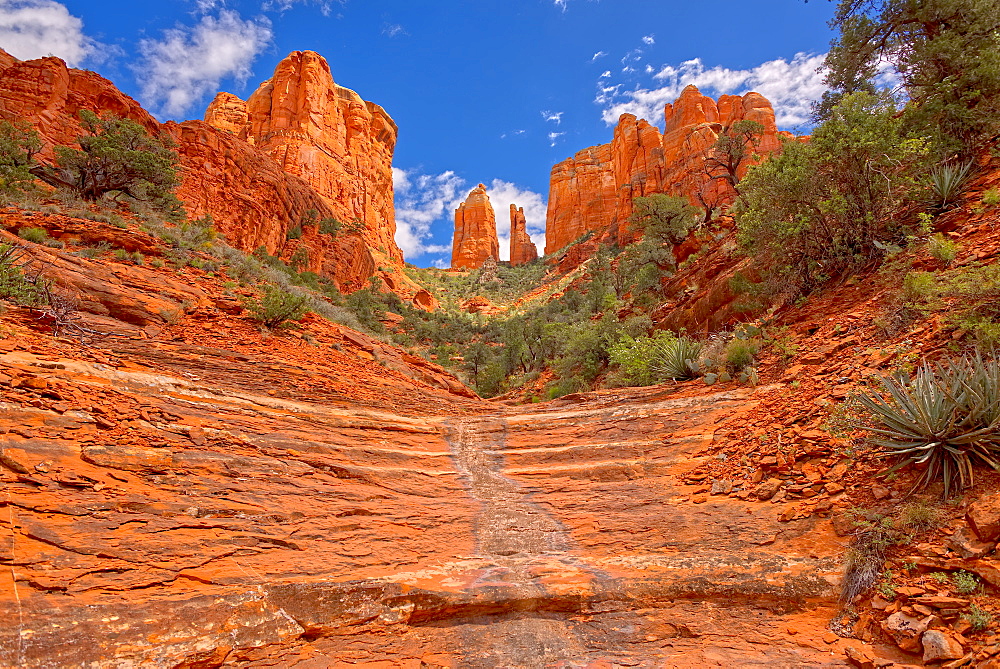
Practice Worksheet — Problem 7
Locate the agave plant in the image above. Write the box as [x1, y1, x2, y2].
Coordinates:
[930, 160, 974, 210]
[854, 354, 1000, 498]
[653, 337, 702, 381]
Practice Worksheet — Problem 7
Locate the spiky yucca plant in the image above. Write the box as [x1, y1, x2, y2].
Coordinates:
[653, 337, 702, 381]
[930, 160, 974, 210]
[854, 355, 1000, 498]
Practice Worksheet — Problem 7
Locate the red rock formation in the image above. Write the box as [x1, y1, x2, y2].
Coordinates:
[545, 144, 616, 255]
[207, 51, 402, 268]
[452, 184, 499, 269]
[0, 49, 429, 304]
[545, 85, 790, 253]
[508, 204, 538, 265]
[203, 92, 248, 135]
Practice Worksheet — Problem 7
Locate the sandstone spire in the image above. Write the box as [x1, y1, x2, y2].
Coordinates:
[509, 204, 538, 266]
[452, 184, 500, 269]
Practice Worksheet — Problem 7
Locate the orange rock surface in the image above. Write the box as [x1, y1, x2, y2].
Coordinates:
[545, 85, 790, 254]
[508, 204, 537, 265]
[451, 184, 499, 269]
[0, 49, 427, 303]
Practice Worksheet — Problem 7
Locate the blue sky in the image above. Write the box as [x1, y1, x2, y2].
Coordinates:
[0, 0, 837, 267]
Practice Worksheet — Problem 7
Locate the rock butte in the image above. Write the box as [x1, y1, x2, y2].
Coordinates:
[0, 48, 432, 307]
[508, 204, 538, 266]
[545, 84, 792, 255]
[451, 184, 500, 269]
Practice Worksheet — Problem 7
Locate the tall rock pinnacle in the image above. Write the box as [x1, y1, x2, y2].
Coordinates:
[452, 184, 500, 269]
[509, 205, 538, 266]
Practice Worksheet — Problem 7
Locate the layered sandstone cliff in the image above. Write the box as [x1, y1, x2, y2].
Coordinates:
[509, 204, 538, 266]
[0, 49, 428, 303]
[451, 184, 499, 270]
[544, 85, 790, 254]
[204, 51, 402, 268]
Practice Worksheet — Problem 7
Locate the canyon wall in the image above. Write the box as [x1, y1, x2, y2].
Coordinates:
[544, 85, 791, 255]
[509, 204, 538, 266]
[451, 184, 499, 270]
[0, 49, 428, 303]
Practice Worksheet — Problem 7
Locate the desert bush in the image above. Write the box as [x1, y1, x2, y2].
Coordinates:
[724, 337, 759, 373]
[245, 285, 309, 328]
[0, 119, 41, 194]
[967, 604, 993, 631]
[852, 354, 1000, 498]
[738, 91, 929, 294]
[927, 233, 958, 265]
[17, 227, 48, 244]
[33, 111, 179, 207]
[0, 243, 47, 306]
[953, 570, 980, 595]
[902, 271, 938, 303]
[982, 187, 1000, 207]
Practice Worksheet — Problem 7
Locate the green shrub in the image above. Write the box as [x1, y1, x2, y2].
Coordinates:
[318, 217, 341, 235]
[17, 227, 48, 244]
[852, 354, 1000, 498]
[927, 233, 958, 265]
[982, 187, 1000, 207]
[739, 91, 929, 293]
[245, 286, 309, 328]
[286, 225, 302, 240]
[725, 338, 759, 373]
[0, 243, 47, 306]
[0, 119, 41, 193]
[967, 604, 993, 631]
[902, 271, 938, 302]
[953, 570, 980, 594]
[34, 110, 179, 205]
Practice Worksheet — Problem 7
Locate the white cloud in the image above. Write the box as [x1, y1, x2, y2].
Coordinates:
[599, 70, 611, 78]
[597, 52, 828, 129]
[393, 167, 463, 258]
[591, 50, 607, 62]
[541, 110, 563, 124]
[137, 9, 273, 118]
[554, 0, 568, 11]
[382, 23, 406, 37]
[262, 0, 337, 16]
[548, 131, 565, 146]
[0, 0, 96, 66]
[484, 179, 547, 261]
[642, 34, 655, 45]
[500, 129, 526, 139]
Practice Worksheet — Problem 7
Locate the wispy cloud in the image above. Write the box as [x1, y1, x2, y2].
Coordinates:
[500, 129, 527, 139]
[641, 34, 655, 45]
[548, 131, 565, 147]
[541, 110, 563, 124]
[382, 23, 406, 37]
[554, 0, 568, 11]
[137, 9, 272, 118]
[262, 0, 338, 16]
[0, 0, 97, 66]
[591, 50, 607, 62]
[596, 52, 828, 129]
